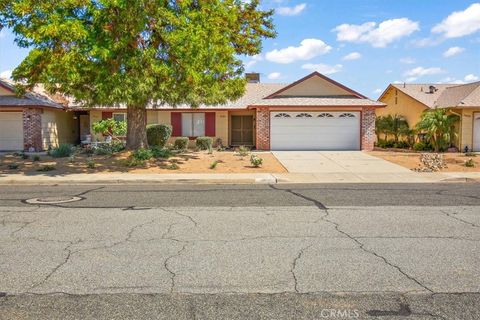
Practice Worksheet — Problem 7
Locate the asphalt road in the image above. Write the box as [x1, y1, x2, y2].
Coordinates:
[0, 183, 479, 319]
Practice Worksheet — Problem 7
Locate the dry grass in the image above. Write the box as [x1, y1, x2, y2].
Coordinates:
[0, 150, 287, 175]
[368, 150, 480, 172]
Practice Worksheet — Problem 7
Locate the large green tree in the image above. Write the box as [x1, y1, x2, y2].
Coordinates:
[0, 0, 275, 149]
[416, 109, 459, 152]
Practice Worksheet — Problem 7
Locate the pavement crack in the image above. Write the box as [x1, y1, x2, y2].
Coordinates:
[440, 210, 479, 228]
[164, 243, 188, 293]
[173, 211, 198, 227]
[269, 185, 327, 209]
[291, 244, 312, 293]
[75, 186, 105, 197]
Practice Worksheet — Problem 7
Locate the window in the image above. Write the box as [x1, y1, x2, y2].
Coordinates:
[113, 113, 126, 122]
[339, 113, 355, 118]
[318, 113, 334, 118]
[274, 113, 291, 118]
[182, 113, 205, 137]
[296, 113, 312, 118]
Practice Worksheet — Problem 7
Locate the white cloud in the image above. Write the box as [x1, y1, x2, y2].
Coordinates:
[406, 77, 417, 82]
[411, 37, 442, 47]
[301, 63, 343, 75]
[400, 57, 415, 64]
[276, 3, 306, 16]
[265, 39, 332, 64]
[404, 66, 445, 77]
[464, 74, 479, 82]
[373, 88, 382, 94]
[443, 46, 465, 57]
[0, 70, 12, 79]
[267, 72, 282, 80]
[432, 3, 480, 38]
[244, 54, 263, 70]
[342, 52, 362, 60]
[333, 18, 419, 48]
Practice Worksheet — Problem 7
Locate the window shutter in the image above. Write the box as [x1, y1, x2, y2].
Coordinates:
[205, 112, 216, 137]
[171, 112, 182, 136]
[102, 112, 113, 120]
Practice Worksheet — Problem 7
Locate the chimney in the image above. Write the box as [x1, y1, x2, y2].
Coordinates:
[246, 73, 260, 83]
[429, 85, 436, 94]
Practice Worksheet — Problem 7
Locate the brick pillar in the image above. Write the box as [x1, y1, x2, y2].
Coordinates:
[255, 107, 270, 150]
[361, 107, 376, 151]
[23, 108, 43, 152]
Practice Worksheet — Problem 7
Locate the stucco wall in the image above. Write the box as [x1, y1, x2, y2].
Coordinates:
[377, 87, 427, 129]
[459, 108, 480, 151]
[41, 110, 77, 149]
[279, 76, 353, 97]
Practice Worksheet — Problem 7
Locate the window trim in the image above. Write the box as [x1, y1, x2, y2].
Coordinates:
[181, 112, 206, 137]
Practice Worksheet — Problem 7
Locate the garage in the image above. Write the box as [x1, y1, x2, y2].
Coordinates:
[270, 111, 360, 150]
[0, 112, 23, 151]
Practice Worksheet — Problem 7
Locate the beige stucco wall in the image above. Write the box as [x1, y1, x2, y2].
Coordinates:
[279, 76, 353, 97]
[377, 87, 427, 128]
[459, 108, 480, 151]
[41, 110, 77, 149]
[0, 86, 14, 96]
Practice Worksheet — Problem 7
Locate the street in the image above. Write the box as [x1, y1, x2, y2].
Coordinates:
[1, 183, 479, 319]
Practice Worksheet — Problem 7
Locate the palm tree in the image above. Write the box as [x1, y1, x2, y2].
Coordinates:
[415, 109, 459, 152]
[387, 114, 409, 142]
[375, 116, 390, 141]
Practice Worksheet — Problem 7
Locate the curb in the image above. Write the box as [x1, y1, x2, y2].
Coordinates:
[0, 178, 278, 185]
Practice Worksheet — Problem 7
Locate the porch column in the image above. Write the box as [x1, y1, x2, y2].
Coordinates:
[255, 107, 270, 150]
[23, 108, 43, 152]
[361, 107, 376, 151]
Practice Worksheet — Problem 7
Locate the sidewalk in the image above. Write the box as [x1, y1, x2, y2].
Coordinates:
[1, 171, 479, 185]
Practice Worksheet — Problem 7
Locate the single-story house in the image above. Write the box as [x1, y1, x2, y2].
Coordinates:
[0, 79, 77, 151]
[377, 82, 480, 151]
[1, 72, 384, 151]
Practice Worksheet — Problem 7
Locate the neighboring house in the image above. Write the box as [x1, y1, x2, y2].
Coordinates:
[1, 72, 384, 151]
[0, 79, 77, 151]
[378, 82, 480, 151]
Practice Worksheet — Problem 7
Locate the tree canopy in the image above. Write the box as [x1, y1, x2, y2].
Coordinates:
[0, 0, 275, 148]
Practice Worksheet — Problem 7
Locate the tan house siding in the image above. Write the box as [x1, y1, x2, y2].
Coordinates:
[377, 87, 427, 128]
[459, 108, 480, 151]
[0, 86, 14, 96]
[41, 110, 77, 149]
[278, 76, 353, 97]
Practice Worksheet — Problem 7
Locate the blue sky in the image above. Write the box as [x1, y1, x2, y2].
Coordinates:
[1, 0, 480, 99]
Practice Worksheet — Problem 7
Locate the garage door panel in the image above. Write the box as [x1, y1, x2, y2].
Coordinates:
[270, 111, 360, 150]
[0, 112, 23, 151]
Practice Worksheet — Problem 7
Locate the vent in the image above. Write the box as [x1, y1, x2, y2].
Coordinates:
[428, 85, 437, 94]
[246, 73, 260, 83]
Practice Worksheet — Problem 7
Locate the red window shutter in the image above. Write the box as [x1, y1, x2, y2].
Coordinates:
[171, 112, 182, 137]
[205, 112, 216, 137]
[102, 112, 113, 120]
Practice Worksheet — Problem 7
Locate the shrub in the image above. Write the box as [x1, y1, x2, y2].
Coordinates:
[196, 137, 213, 150]
[146, 124, 172, 148]
[132, 148, 153, 161]
[33, 155, 40, 162]
[37, 165, 55, 172]
[237, 145, 250, 157]
[21, 153, 29, 160]
[465, 158, 476, 167]
[151, 147, 172, 159]
[92, 118, 127, 137]
[166, 163, 179, 170]
[69, 155, 76, 163]
[210, 160, 219, 169]
[120, 158, 144, 167]
[8, 163, 19, 170]
[174, 137, 189, 150]
[250, 154, 263, 167]
[50, 144, 74, 158]
[393, 141, 411, 149]
[413, 141, 432, 151]
[86, 159, 95, 169]
[465, 152, 477, 157]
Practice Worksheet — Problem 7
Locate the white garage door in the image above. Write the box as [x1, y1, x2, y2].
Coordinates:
[0, 112, 23, 151]
[270, 111, 360, 150]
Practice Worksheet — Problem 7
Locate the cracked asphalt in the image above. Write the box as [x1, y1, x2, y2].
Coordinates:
[0, 183, 479, 319]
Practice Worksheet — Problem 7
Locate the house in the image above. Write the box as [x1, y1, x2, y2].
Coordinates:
[0, 79, 77, 151]
[377, 82, 480, 151]
[0, 72, 384, 151]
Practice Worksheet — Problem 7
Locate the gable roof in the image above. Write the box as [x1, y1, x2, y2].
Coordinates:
[379, 82, 480, 109]
[0, 78, 65, 109]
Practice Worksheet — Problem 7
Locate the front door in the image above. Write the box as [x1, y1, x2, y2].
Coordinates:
[79, 115, 90, 141]
[231, 115, 254, 146]
[474, 113, 480, 151]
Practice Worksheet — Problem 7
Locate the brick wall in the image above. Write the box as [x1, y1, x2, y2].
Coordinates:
[361, 107, 376, 151]
[23, 108, 43, 152]
[255, 107, 270, 150]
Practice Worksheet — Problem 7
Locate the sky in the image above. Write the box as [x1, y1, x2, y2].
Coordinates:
[1, 0, 480, 99]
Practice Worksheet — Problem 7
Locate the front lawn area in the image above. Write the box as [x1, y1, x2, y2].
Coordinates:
[0, 150, 286, 174]
[368, 150, 480, 172]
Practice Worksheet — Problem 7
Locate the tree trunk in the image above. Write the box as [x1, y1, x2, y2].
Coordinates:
[126, 105, 148, 150]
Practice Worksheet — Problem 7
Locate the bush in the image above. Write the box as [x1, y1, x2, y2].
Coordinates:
[151, 147, 172, 159]
[166, 163, 179, 170]
[8, 163, 19, 170]
[393, 141, 411, 149]
[132, 148, 153, 161]
[237, 145, 250, 157]
[86, 159, 95, 169]
[196, 137, 213, 150]
[94, 141, 125, 155]
[250, 155, 263, 167]
[37, 165, 55, 172]
[50, 144, 74, 158]
[413, 141, 432, 152]
[146, 124, 172, 148]
[465, 152, 477, 157]
[174, 137, 189, 150]
[32, 155, 40, 162]
[21, 153, 29, 160]
[465, 158, 476, 167]
[210, 160, 219, 169]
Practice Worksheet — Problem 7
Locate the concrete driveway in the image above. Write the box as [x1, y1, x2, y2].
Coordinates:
[272, 151, 423, 183]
